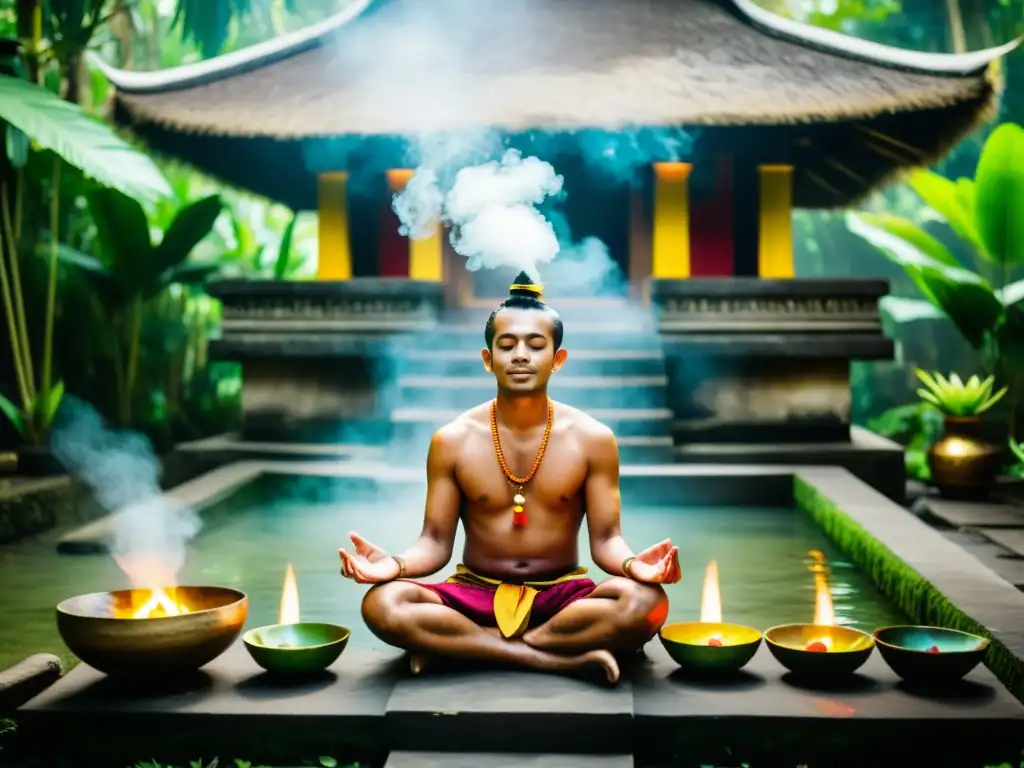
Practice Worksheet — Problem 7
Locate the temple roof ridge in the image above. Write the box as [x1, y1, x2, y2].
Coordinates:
[90, 0, 1021, 96]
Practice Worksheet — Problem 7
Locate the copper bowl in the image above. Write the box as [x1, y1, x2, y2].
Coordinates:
[56, 586, 248, 677]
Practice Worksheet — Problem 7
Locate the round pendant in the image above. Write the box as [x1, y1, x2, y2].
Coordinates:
[513, 494, 525, 505]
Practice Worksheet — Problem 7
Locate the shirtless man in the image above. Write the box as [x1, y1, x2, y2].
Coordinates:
[338, 272, 680, 683]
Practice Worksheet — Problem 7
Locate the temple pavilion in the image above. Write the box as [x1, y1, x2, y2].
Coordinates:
[93, 0, 1019, 304]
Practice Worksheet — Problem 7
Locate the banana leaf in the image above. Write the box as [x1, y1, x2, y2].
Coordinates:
[152, 195, 225, 277]
[999, 279, 1024, 307]
[0, 76, 170, 204]
[273, 212, 298, 278]
[846, 213, 960, 269]
[906, 169, 982, 251]
[878, 296, 946, 323]
[909, 263, 1003, 348]
[973, 121, 1024, 267]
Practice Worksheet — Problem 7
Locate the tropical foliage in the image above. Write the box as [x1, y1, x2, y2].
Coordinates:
[846, 122, 1024, 435]
[914, 369, 1008, 417]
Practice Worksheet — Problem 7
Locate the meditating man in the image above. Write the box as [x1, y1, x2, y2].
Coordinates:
[338, 273, 680, 683]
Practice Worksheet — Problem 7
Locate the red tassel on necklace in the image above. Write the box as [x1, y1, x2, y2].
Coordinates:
[512, 491, 527, 527]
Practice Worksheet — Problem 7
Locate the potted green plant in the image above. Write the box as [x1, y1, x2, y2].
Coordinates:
[916, 369, 1007, 499]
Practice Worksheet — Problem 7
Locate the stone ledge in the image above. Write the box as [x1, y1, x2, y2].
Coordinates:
[384, 752, 634, 767]
[650, 277, 890, 299]
[16, 636, 1023, 767]
[659, 334, 894, 360]
[0, 654, 62, 713]
[384, 666, 634, 754]
[0, 475, 106, 545]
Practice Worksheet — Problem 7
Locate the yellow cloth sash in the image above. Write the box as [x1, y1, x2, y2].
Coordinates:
[446, 563, 590, 639]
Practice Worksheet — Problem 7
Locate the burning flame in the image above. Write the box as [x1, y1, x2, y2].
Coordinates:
[700, 561, 724, 646]
[700, 560, 722, 623]
[112, 554, 191, 619]
[279, 562, 300, 624]
[807, 550, 835, 651]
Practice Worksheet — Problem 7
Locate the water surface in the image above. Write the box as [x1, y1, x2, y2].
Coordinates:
[0, 487, 907, 672]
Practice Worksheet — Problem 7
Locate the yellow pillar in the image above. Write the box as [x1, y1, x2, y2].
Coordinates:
[317, 172, 352, 280]
[651, 162, 692, 279]
[757, 164, 795, 278]
[386, 169, 444, 281]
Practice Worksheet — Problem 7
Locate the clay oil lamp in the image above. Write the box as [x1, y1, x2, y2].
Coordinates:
[659, 561, 762, 673]
[243, 563, 350, 675]
[873, 625, 989, 685]
[765, 550, 874, 679]
[56, 554, 247, 678]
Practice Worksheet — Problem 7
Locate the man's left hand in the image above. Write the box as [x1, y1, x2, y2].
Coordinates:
[628, 539, 681, 584]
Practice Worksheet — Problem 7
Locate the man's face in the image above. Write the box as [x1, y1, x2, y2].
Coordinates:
[482, 308, 567, 393]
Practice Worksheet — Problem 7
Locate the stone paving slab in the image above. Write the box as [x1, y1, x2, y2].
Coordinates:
[384, 664, 634, 755]
[17, 643, 403, 766]
[978, 527, 1024, 558]
[922, 498, 1024, 528]
[633, 640, 1024, 766]
[384, 752, 634, 767]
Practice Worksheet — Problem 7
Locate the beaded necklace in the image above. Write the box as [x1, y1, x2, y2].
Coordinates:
[490, 398, 554, 527]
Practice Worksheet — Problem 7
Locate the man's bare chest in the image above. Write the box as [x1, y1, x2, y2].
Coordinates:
[455, 430, 588, 508]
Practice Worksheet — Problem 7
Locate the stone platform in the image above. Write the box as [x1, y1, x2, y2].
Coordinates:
[17, 637, 1024, 768]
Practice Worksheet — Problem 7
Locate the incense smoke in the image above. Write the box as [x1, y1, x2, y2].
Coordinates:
[394, 149, 565, 283]
[50, 397, 200, 587]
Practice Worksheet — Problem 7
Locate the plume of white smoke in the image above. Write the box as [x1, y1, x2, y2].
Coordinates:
[50, 397, 200, 588]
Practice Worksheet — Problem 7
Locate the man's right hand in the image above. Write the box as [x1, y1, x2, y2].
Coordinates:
[339, 532, 401, 584]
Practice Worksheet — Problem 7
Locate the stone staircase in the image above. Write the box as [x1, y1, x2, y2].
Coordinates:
[390, 301, 675, 464]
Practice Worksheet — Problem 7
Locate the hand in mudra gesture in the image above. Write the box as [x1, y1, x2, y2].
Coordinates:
[628, 538, 681, 584]
[339, 532, 400, 584]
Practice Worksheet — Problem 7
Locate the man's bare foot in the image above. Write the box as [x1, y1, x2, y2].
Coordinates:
[409, 651, 431, 675]
[578, 649, 620, 684]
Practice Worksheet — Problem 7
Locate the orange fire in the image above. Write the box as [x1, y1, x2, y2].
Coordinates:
[806, 550, 835, 651]
[700, 560, 724, 646]
[279, 562, 300, 624]
[112, 553, 191, 619]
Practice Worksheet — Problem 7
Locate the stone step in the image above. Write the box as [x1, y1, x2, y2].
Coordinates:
[384, 752, 634, 767]
[397, 375, 668, 410]
[396, 349, 666, 377]
[391, 407, 673, 439]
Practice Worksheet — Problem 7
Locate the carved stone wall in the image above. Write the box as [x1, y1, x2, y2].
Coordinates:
[206, 279, 443, 442]
[651, 278, 894, 443]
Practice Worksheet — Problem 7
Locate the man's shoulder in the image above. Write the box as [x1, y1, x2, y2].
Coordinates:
[554, 401, 616, 444]
[432, 402, 490, 445]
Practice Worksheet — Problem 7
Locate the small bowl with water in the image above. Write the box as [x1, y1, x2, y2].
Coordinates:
[873, 625, 988, 684]
[242, 622, 350, 675]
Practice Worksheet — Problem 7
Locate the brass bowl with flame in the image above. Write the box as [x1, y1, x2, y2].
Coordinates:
[764, 623, 874, 678]
[56, 586, 248, 677]
[659, 621, 762, 673]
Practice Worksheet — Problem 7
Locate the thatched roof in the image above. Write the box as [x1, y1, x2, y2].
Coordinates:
[94, 0, 1020, 209]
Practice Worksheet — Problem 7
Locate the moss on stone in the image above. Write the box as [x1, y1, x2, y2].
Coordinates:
[794, 475, 1023, 703]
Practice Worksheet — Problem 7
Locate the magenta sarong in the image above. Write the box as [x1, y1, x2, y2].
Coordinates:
[412, 564, 597, 638]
